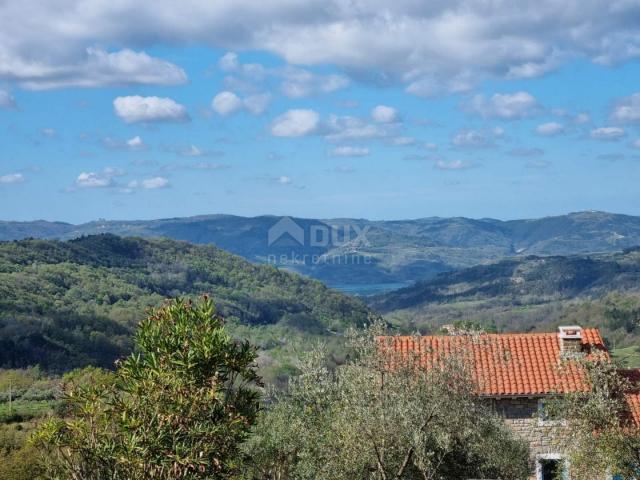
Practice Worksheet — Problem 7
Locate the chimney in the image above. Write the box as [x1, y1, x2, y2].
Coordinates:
[558, 326, 583, 357]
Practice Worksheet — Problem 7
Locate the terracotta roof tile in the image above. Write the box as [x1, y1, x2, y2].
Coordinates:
[378, 329, 607, 397]
[619, 369, 640, 427]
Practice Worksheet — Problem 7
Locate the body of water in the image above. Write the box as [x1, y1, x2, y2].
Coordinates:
[328, 282, 412, 296]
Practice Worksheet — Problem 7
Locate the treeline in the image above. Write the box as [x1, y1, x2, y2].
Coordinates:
[0, 235, 370, 373]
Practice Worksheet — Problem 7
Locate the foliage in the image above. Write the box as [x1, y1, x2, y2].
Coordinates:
[33, 297, 261, 479]
[548, 359, 640, 479]
[0, 234, 370, 372]
[242, 322, 530, 480]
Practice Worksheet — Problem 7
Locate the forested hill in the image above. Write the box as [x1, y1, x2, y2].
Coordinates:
[0, 235, 370, 374]
[2, 211, 640, 285]
[367, 248, 640, 363]
[370, 247, 640, 313]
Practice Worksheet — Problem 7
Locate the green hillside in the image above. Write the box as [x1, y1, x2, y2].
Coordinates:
[2, 211, 640, 287]
[369, 248, 640, 357]
[0, 235, 370, 380]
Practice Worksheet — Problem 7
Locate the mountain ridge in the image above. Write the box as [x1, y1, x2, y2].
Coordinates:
[2, 211, 639, 286]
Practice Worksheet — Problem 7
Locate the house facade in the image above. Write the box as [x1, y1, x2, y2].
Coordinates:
[381, 326, 640, 480]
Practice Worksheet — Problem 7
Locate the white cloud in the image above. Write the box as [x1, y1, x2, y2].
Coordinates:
[14, 48, 186, 90]
[0, 90, 16, 109]
[76, 167, 124, 188]
[211, 91, 270, 115]
[590, 127, 625, 140]
[452, 129, 491, 148]
[219, 52, 239, 72]
[0, 173, 24, 184]
[372, 105, 399, 123]
[104, 135, 148, 151]
[211, 91, 243, 115]
[466, 92, 539, 119]
[126, 136, 146, 150]
[324, 115, 390, 142]
[243, 93, 271, 115]
[41, 128, 56, 138]
[3, 3, 640, 93]
[141, 177, 169, 189]
[612, 93, 640, 123]
[278, 66, 349, 98]
[630, 139, 640, 149]
[435, 160, 474, 170]
[536, 122, 565, 136]
[113, 96, 189, 124]
[270, 109, 319, 137]
[276, 176, 292, 185]
[331, 146, 370, 157]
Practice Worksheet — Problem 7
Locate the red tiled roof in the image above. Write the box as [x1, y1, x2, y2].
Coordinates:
[620, 369, 640, 427]
[378, 329, 607, 397]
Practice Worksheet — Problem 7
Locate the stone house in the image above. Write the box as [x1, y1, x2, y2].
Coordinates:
[380, 326, 640, 480]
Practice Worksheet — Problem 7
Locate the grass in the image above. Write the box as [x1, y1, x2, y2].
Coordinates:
[0, 400, 58, 423]
[612, 346, 640, 369]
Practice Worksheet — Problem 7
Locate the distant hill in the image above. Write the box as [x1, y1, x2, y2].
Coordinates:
[2, 211, 640, 286]
[368, 248, 640, 358]
[0, 235, 370, 379]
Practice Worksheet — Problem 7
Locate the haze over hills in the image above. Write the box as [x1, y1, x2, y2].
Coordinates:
[2, 211, 640, 288]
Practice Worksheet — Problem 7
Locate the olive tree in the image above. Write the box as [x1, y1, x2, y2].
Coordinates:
[34, 297, 261, 480]
[549, 359, 640, 480]
[242, 322, 530, 480]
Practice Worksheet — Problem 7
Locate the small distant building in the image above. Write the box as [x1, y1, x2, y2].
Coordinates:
[380, 326, 640, 480]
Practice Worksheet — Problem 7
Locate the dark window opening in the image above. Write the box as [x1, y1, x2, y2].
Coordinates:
[540, 458, 562, 480]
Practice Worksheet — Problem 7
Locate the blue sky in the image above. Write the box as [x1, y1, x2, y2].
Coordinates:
[1, 1, 640, 223]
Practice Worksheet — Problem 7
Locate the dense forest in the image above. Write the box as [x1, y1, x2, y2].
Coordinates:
[0, 235, 370, 379]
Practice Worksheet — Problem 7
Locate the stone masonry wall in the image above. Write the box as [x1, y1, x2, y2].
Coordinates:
[489, 397, 569, 479]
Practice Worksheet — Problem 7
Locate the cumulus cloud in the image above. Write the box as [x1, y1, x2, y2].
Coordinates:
[278, 66, 349, 98]
[270, 109, 320, 137]
[141, 177, 169, 189]
[12, 48, 186, 90]
[452, 129, 492, 148]
[611, 93, 640, 123]
[371, 105, 399, 123]
[211, 91, 243, 115]
[3, 3, 640, 93]
[330, 146, 370, 157]
[465, 92, 540, 119]
[211, 91, 270, 115]
[324, 115, 391, 142]
[536, 122, 565, 136]
[0, 90, 17, 109]
[590, 126, 625, 140]
[75, 167, 124, 188]
[113, 96, 190, 123]
[0, 173, 24, 184]
[218, 52, 348, 99]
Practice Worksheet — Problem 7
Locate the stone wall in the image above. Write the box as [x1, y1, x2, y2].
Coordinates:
[488, 397, 569, 479]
